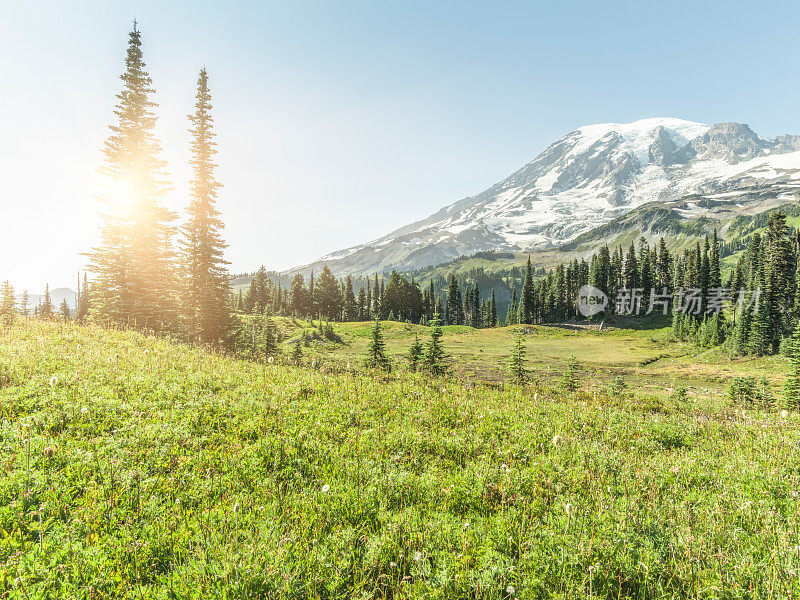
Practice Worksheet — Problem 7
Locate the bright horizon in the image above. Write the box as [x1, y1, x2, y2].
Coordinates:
[4, 0, 800, 293]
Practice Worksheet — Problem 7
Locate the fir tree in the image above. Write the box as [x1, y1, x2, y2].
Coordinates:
[76, 274, 91, 323]
[364, 318, 390, 371]
[180, 67, 234, 345]
[40, 284, 53, 320]
[560, 354, 580, 392]
[488, 288, 497, 327]
[784, 320, 800, 410]
[408, 333, 423, 372]
[508, 330, 527, 384]
[422, 314, 448, 376]
[20, 290, 29, 318]
[0, 281, 15, 326]
[87, 23, 177, 331]
[59, 298, 71, 321]
[518, 256, 535, 324]
[445, 275, 463, 325]
[290, 340, 303, 364]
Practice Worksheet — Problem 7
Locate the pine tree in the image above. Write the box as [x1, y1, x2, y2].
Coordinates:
[408, 333, 423, 372]
[87, 23, 177, 331]
[290, 340, 303, 364]
[180, 68, 233, 345]
[20, 290, 29, 318]
[508, 330, 527, 384]
[0, 281, 15, 327]
[560, 354, 580, 392]
[316, 266, 341, 321]
[40, 284, 53, 320]
[784, 320, 800, 410]
[422, 314, 448, 376]
[624, 242, 639, 289]
[59, 298, 71, 321]
[518, 256, 535, 324]
[259, 314, 279, 358]
[364, 318, 390, 371]
[506, 284, 517, 326]
[445, 275, 463, 325]
[76, 274, 91, 323]
[488, 288, 497, 327]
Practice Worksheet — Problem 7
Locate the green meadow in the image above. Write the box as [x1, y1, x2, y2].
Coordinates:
[1, 319, 799, 598]
[278, 316, 787, 402]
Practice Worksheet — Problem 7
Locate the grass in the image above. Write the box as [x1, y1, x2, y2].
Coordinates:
[279, 316, 789, 403]
[2, 319, 800, 598]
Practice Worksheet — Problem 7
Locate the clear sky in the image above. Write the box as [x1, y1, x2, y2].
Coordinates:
[3, 0, 800, 292]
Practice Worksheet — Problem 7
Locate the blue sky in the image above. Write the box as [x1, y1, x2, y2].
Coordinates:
[2, 0, 800, 291]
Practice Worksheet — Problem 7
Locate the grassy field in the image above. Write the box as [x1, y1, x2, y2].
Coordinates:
[277, 316, 788, 403]
[1, 319, 799, 598]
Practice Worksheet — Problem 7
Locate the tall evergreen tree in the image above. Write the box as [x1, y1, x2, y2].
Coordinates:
[181, 68, 233, 345]
[518, 256, 535, 324]
[87, 23, 177, 331]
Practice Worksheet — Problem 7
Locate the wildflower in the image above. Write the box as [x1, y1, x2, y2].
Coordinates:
[782, 410, 789, 419]
[564, 502, 573, 516]
[552, 434, 562, 447]
[321, 484, 330, 494]
[506, 585, 515, 596]
[670, 464, 680, 474]
[414, 551, 422, 562]
[390, 561, 397, 568]
[49, 376, 58, 388]
[268, 356, 274, 364]
[233, 502, 240, 513]
[347, 362, 351, 370]
[534, 392, 539, 401]
[463, 521, 469, 529]
[42, 446, 54, 458]
[80, 407, 88, 415]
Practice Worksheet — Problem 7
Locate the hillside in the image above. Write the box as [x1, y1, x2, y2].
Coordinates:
[2, 320, 799, 597]
[292, 118, 800, 277]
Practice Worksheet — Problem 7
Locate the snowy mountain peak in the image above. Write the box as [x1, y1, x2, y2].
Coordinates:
[292, 118, 800, 277]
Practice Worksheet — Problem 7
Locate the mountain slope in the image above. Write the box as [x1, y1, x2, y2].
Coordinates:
[292, 118, 800, 276]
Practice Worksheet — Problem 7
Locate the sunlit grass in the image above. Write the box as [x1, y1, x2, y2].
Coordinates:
[1, 320, 799, 598]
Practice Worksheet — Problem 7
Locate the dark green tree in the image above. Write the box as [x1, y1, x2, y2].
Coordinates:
[364, 318, 390, 371]
[422, 314, 448, 376]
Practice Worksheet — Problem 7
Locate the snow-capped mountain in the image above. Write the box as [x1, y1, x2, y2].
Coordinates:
[293, 118, 800, 276]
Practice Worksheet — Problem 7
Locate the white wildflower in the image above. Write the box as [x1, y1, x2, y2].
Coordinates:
[80, 407, 88, 414]
[321, 484, 330, 494]
[49, 376, 58, 388]
[552, 434, 562, 447]
[506, 585, 515, 596]
[268, 356, 274, 364]
[782, 410, 789, 419]
[233, 502, 240, 513]
[564, 502, 573, 516]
